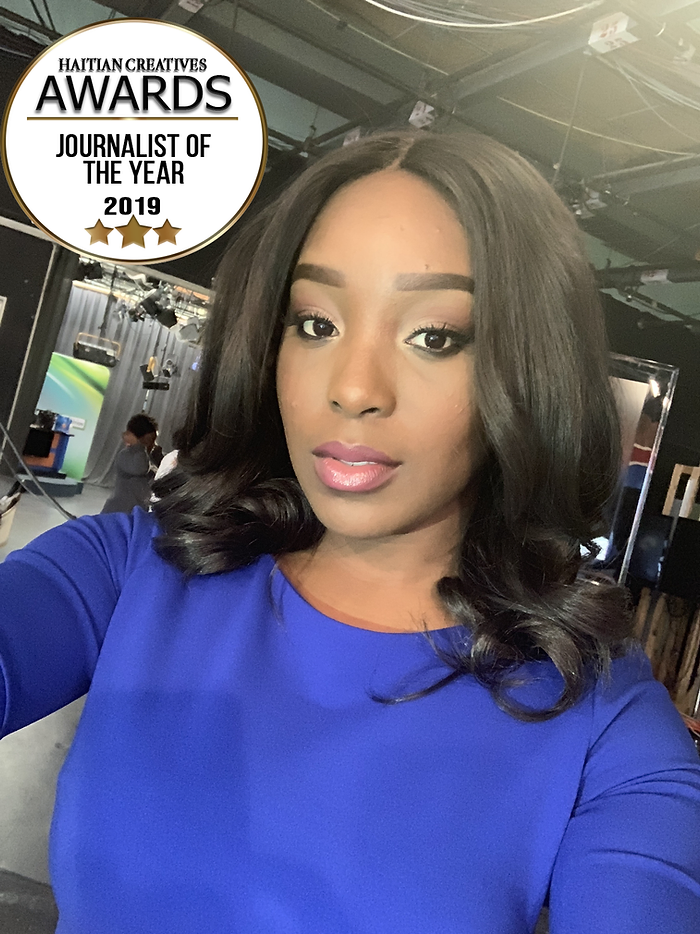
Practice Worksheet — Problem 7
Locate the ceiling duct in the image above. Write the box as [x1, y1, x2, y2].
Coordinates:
[596, 263, 700, 289]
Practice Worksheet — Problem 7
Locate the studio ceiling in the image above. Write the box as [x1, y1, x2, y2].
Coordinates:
[1, 0, 699, 320]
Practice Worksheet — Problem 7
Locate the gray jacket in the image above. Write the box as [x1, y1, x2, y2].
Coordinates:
[101, 444, 155, 514]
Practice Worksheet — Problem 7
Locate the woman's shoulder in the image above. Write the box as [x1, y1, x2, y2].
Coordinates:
[506, 644, 694, 751]
[4, 508, 160, 585]
[588, 645, 697, 764]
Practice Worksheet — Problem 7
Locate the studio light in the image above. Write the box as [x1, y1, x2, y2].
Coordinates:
[139, 295, 162, 318]
[156, 307, 178, 329]
[75, 261, 104, 282]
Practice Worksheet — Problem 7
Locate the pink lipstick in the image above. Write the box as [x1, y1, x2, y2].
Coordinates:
[312, 442, 400, 492]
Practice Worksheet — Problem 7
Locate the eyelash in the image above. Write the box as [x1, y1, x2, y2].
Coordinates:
[289, 312, 337, 341]
[287, 312, 474, 357]
[404, 323, 475, 356]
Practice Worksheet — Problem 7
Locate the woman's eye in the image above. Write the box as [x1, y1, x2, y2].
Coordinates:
[291, 314, 338, 340]
[405, 327, 471, 356]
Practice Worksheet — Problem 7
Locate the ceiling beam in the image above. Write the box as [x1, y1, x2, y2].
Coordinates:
[0, 6, 58, 41]
[596, 263, 700, 288]
[632, 0, 700, 17]
[435, 22, 595, 105]
[129, 1, 401, 123]
[93, 0, 172, 16]
[99, 0, 423, 101]
[239, 0, 443, 91]
[580, 201, 698, 259]
[586, 154, 700, 201]
[614, 164, 700, 197]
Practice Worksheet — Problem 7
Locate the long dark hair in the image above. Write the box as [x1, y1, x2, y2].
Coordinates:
[153, 130, 634, 721]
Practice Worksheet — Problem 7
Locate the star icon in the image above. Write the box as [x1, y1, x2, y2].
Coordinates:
[85, 219, 113, 245]
[153, 219, 182, 246]
[115, 215, 151, 248]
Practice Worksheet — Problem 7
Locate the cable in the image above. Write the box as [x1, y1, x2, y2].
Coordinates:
[0, 418, 76, 521]
[641, 221, 700, 263]
[614, 63, 700, 146]
[552, 54, 587, 187]
[631, 46, 700, 95]
[608, 57, 700, 115]
[360, 0, 604, 29]
[497, 97, 693, 155]
[303, 0, 450, 75]
[40, 0, 56, 32]
[617, 288, 700, 329]
[27, 0, 47, 28]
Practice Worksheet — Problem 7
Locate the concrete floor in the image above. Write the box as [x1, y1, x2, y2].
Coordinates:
[0, 484, 108, 886]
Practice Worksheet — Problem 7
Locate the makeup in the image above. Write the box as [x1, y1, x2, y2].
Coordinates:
[276, 169, 479, 544]
[312, 442, 400, 492]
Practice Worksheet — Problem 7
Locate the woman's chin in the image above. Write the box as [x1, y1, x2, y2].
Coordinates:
[310, 504, 445, 546]
[310, 506, 408, 544]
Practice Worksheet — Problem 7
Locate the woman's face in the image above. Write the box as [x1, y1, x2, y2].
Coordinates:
[276, 169, 482, 545]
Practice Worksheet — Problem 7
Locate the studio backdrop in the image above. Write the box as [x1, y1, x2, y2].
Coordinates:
[52, 282, 200, 486]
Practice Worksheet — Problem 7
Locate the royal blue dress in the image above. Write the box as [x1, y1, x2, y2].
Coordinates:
[1, 508, 699, 933]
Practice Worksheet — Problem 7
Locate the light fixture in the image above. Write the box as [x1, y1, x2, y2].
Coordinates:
[73, 332, 120, 367]
[139, 356, 158, 382]
[408, 101, 435, 129]
[75, 261, 104, 281]
[156, 307, 178, 329]
[143, 379, 170, 391]
[139, 294, 162, 318]
[177, 320, 202, 343]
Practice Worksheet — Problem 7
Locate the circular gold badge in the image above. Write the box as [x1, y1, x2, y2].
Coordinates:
[2, 18, 267, 264]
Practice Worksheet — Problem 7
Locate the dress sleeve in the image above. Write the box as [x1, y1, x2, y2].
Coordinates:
[0, 509, 153, 737]
[548, 647, 700, 932]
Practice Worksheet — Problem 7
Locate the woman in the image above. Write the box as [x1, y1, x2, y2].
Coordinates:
[1, 131, 699, 933]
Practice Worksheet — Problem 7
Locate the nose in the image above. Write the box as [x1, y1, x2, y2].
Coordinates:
[327, 338, 396, 418]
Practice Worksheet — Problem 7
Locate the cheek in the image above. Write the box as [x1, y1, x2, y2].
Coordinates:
[416, 381, 480, 483]
[411, 367, 476, 438]
[276, 345, 298, 412]
[437, 410, 478, 469]
[276, 344, 317, 445]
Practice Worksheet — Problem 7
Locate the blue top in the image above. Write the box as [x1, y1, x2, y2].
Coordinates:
[1, 508, 700, 933]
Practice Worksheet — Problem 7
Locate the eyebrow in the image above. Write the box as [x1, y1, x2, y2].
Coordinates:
[394, 272, 474, 293]
[292, 263, 474, 293]
[292, 264, 344, 288]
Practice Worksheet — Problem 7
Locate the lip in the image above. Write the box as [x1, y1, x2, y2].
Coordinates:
[312, 442, 401, 493]
[312, 442, 400, 466]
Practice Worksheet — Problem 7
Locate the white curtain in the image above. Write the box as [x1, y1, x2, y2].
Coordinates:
[54, 285, 200, 486]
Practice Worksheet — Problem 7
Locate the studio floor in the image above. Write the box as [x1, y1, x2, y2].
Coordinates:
[0, 484, 108, 934]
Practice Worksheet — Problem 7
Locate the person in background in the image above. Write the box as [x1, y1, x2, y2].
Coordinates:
[153, 426, 187, 482]
[101, 413, 161, 514]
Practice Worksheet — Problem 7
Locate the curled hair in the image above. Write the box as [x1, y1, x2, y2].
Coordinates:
[153, 130, 634, 721]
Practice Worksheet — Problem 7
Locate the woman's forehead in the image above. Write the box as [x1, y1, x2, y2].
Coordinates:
[307, 169, 460, 230]
[297, 169, 471, 277]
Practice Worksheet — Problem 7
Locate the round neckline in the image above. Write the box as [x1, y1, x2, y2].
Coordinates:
[269, 556, 458, 636]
